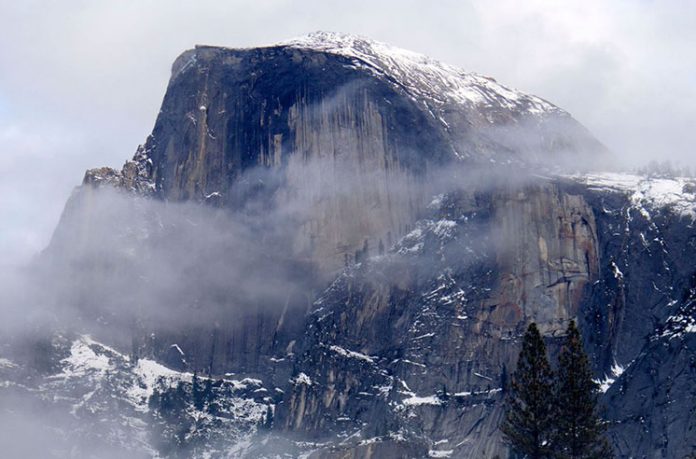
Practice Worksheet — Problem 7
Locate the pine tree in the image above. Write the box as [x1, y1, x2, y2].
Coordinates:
[501, 322, 556, 458]
[553, 321, 613, 459]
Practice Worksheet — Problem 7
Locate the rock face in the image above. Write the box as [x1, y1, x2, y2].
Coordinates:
[274, 182, 599, 458]
[273, 176, 696, 458]
[82, 31, 603, 273]
[6, 33, 696, 458]
[489, 185, 599, 336]
[51, 32, 607, 382]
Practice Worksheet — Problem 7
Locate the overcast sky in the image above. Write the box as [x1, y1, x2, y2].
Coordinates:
[1, 0, 695, 264]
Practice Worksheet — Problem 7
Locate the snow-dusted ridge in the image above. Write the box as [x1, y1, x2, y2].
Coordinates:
[571, 172, 696, 220]
[274, 31, 559, 118]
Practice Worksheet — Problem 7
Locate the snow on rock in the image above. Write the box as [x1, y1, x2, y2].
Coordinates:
[453, 388, 502, 397]
[597, 361, 628, 393]
[402, 394, 443, 406]
[611, 261, 624, 280]
[575, 173, 696, 219]
[292, 372, 313, 386]
[0, 358, 17, 369]
[396, 218, 460, 255]
[428, 194, 445, 209]
[17, 334, 273, 456]
[397, 227, 425, 255]
[276, 32, 559, 120]
[51, 336, 115, 379]
[429, 449, 454, 458]
[170, 343, 185, 356]
[128, 357, 191, 407]
[661, 313, 696, 340]
[328, 345, 376, 363]
[134, 357, 188, 388]
[432, 219, 458, 239]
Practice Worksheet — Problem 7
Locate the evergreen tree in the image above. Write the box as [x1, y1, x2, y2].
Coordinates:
[553, 321, 613, 459]
[502, 323, 555, 458]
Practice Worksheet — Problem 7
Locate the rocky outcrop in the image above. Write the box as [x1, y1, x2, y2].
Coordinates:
[489, 185, 599, 335]
[83, 145, 156, 195]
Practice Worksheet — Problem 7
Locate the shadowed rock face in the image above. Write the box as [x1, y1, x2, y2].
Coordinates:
[102, 44, 450, 274]
[30, 33, 696, 458]
[53, 33, 608, 380]
[81, 32, 604, 273]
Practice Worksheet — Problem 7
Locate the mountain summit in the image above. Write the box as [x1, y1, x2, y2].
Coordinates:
[276, 31, 561, 118]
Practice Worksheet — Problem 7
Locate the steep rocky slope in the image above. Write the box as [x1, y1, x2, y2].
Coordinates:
[2, 33, 695, 458]
[79, 31, 603, 272]
[46, 32, 607, 381]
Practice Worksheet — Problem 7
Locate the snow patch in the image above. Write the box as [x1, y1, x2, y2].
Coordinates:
[453, 388, 502, 397]
[170, 344, 185, 356]
[428, 194, 445, 209]
[292, 372, 313, 386]
[429, 450, 454, 458]
[597, 361, 627, 393]
[127, 358, 191, 408]
[473, 372, 493, 381]
[328, 345, 375, 363]
[403, 394, 442, 406]
[0, 358, 16, 369]
[661, 312, 696, 340]
[432, 219, 457, 239]
[575, 173, 696, 219]
[52, 336, 114, 379]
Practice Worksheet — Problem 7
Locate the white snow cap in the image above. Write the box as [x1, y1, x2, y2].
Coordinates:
[274, 31, 559, 116]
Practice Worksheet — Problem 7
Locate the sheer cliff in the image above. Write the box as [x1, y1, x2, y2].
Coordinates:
[47, 32, 607, 381]
[76, 31, 604, 272]
[3, 33, 695, 459]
